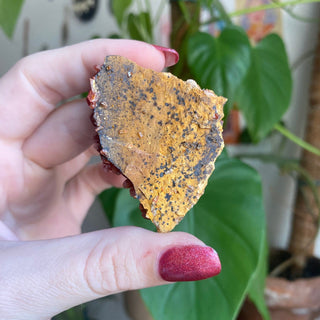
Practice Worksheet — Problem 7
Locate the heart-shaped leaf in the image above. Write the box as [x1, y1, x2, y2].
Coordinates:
[235, 33, 292, 142]
[101, 154, 267, 320]
[127, 12, 153, 42]
[247, 236, 270, 320]
[0, 0, 24, 38]
[99, 187, 122, 224]
[111, 0, 132, 27]
[187, 27, 251, 112]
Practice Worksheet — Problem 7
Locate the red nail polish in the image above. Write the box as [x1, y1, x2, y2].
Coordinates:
[152, 45, 179, 67]
[159, 245, 221, 282]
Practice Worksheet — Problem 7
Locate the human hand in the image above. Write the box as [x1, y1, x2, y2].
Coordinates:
[0, 39, 221, 320]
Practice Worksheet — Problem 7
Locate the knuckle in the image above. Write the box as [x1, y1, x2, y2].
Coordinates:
[83, 238, 134, 296]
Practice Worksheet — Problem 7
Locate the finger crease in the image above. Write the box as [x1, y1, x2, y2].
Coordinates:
[20, 68, 63, 109]
[80, 51, 95, 80]
[83, 239, 105, 296]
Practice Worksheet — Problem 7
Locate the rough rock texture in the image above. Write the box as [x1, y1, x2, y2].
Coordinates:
[88, 55, 225, 232]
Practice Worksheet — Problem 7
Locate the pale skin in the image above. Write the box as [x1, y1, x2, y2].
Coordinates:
[0, 39, 206, 320]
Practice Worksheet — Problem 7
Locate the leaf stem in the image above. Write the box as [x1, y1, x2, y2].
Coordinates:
[274, 123, 320, 156]
[212, 0, 233, 25]
[178, 1, 192, 24]
[270, 0, 320, 22]
[229, 0, 320, 17]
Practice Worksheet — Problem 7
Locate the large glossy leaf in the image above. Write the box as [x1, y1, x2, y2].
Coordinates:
[53, 305, 87, 320]
[187, 27, 251, 112]
[127, 12, 153, 43]
[235, 34, 292, 142]
[0, 0, 24, 38]
[248, 236, 270, 320]
[112, 187, 156, 231]
[99, 187, 122, 224]
[103, 155, 266, 320]
[111, 0, 132, 26]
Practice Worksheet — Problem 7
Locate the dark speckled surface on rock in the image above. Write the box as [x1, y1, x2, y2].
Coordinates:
[89, 55, 226, 232]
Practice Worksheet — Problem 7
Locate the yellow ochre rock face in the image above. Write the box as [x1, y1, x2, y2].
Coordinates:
[90, 55, 226, 232]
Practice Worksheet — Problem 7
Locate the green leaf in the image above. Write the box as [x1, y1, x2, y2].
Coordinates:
[187, 27, 251, 112]
[127, 12, 153, 43]
[200, 0, 215, 7]
[53, 305, 87, 320]
[247, 235, 270, 320]
[105, 155, 266, 320]
[112, 188, 156, 231]
[235, 34, 292, 142]
[108, 33, 122, 39]
[0, 0, 24, 38]
[99, 188, 122, 225]
[111, 0, 132, 27]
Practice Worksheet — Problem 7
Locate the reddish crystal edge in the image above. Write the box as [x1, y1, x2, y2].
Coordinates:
[87, 73, 150, 220]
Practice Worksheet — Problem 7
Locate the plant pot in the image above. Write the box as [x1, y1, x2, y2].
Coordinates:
[264, 276, 320, 319]
[238, 250, 320, 320]
[239, 276, 320, 320]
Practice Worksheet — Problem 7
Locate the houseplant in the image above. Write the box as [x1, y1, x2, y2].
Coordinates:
[102, 0, 320, 319]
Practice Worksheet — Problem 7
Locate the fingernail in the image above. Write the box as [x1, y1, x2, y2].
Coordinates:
[152, 45, 179, 67]
[159, 245, 221, 282]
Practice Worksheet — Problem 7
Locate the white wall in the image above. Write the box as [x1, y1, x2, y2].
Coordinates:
[0, 0, 170, 76]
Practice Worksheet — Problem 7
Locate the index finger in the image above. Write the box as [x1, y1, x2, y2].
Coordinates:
[0, 39, 174, 140]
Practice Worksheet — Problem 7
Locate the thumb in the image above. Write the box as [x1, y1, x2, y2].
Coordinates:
[0, 227, 221, 320]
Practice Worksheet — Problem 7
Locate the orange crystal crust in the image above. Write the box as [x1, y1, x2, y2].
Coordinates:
[90, 56, 226, 232]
